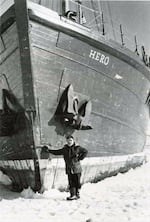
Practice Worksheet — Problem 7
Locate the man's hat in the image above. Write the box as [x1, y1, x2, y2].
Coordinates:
[66, 135, 74, 139]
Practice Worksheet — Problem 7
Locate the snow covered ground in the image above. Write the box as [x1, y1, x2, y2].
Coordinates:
[0, 154, 150, 222]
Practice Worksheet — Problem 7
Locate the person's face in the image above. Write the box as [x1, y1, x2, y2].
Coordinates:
[67, 138, 74, 147]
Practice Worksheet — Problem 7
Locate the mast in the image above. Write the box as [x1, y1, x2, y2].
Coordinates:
[107, 0, 116, 41]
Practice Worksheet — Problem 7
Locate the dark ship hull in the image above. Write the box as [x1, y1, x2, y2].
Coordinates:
[0, 0, 149, 191]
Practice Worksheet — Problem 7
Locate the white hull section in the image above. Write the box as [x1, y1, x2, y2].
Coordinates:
[40, 152, 146, 190]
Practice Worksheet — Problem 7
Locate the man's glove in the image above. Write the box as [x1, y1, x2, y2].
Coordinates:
[42, 145, 50, 153]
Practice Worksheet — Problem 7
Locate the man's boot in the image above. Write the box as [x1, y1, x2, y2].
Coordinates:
[76, 188, 80, 199]
[66, 187, 77, 200]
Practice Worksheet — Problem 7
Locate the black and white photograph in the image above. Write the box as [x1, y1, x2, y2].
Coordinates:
[0, 0, 150, 221]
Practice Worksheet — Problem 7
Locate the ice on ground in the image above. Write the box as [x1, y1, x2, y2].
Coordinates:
[0, 156, 150, 222]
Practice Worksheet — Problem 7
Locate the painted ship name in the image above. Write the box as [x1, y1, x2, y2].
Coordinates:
[89, 49, 110, 66]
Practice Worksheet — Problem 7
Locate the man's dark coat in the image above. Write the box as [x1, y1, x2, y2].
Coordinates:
[47, 144, 88, 174]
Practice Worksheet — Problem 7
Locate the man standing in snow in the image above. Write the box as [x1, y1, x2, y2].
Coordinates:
[42, 135, 88, 200]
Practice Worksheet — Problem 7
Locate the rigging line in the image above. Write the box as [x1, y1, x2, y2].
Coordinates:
[102, 15, 131, 35]
[102, 12, 136, 38]
[114, 29, 136, 47]
[97, 0, 103, 33]
[107, 1, 116, 41]
[70, 0, 99, 13]
[88, 20, 109, 28]
[104, 5, 138, 41]
[114, 25, 136, 39]
[87, 23, 102, 29]
[114, 29, 133, 42]
[86, 12, 101, 27]
[91, 0, 101, 32]
[97, 0, 102, 12]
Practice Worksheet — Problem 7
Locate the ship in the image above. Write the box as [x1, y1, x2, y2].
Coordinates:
[0, 0, 150, 192]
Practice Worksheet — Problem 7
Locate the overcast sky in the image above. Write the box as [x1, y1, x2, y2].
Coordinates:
[101, 1, 150, 55]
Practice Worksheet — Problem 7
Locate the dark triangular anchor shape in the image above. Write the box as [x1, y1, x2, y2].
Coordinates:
[77, 100, 92, 130]
[0, 89, 29, 136]
[54, 84, 92, 130]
